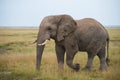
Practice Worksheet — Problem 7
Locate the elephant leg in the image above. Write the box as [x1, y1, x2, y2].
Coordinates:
[83, 52, 95, 71]
[55, 44, 65, 70]
[97, 47, 107, 71]
[66, 52, 80, 71]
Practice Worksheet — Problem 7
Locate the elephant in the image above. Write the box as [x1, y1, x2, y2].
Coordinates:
[36, 14, 110, 71]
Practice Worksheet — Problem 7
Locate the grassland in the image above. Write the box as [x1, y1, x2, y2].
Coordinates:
[0, 28, 120, 80]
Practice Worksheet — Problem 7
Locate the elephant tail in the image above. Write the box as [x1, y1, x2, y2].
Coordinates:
[106, 37, 110, 66]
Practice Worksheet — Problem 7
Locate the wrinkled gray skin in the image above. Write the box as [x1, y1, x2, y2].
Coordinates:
[36, 14, 109, 71]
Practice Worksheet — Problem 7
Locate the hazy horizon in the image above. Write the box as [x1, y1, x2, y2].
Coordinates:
[0, 0, 120, 27]
[0, 25, 120, 28]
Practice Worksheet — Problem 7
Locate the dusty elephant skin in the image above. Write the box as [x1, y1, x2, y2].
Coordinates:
[36, 14, 109, 71]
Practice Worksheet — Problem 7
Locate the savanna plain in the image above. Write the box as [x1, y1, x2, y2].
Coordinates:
[0, 28, 120, 80]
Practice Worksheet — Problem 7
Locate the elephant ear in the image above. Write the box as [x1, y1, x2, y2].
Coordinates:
[57, 15, 77, 41]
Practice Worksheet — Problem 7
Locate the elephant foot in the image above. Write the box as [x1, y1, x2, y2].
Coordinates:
[82, 66, 91, 71]
[73, 64, 80, 72]
[99, 65, 108, 71]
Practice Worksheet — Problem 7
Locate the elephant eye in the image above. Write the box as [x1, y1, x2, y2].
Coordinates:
[47, 27, 52, 31]
[64, 29, 67, 32]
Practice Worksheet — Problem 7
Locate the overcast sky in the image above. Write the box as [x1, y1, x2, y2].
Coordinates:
[0, 0, 120, 27]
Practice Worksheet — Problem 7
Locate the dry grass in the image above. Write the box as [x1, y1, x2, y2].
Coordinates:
[0, 28, 120, 80]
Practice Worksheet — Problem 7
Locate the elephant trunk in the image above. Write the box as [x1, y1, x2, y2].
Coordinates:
[36, 45, 45, 70]
[36, 33, 50, 70]
[37, 33, 50, 46]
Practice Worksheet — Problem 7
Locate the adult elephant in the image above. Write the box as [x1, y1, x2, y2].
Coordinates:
[36, 14, 109, 71]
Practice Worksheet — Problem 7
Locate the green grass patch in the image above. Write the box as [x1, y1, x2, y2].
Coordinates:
[0, 41, 35, 54]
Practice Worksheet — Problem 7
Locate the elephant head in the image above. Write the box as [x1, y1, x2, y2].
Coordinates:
[36, 14, 77, 70]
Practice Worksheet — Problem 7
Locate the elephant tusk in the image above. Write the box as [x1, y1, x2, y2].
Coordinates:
[38, 40, 49, 46]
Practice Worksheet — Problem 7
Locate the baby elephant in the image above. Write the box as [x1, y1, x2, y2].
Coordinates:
[36, 14, 110, 71]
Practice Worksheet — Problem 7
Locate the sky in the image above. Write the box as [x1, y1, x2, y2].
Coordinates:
[0, 0, 120, 27]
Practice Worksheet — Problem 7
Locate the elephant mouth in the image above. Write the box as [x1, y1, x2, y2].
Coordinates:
[38, 39, 49, 46]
